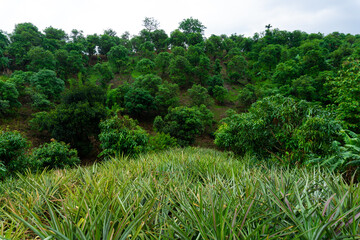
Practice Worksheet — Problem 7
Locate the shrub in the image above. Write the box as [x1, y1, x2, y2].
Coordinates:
[0, 80, 21, 115]
[154, 105, 213, 146]
[31, 92, 52, 110]
[31, 84, 108, 155]
[30, 69, 65, 99]
[215, 95, 343, 164]
[0, 130, 29, 174]
[30, 140, 80, 170]
[212, 85, 228, 104]
[93, 62, 114, 86]
[99, 115, 149, 157]
[136, 58, 155, 74]
[149, 132, 178, 151]
[124, 88, 156, 117]
[187, 84, 213, 107]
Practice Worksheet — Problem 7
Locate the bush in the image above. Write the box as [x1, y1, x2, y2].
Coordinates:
[30, 69, 65, 99]
[0, 130, 29, 174]
[215, 95, 343, 164]
[136, 58, 155, 74]
[149, 132, 178, 151]
[31, 84, 108, 155]
[154, 105, 213, 146]
[30, 140, 80, 170]
[187, 84, 213, 107]
[93, 62, 114, 86]
[0, 80, 21, 115]
[31, 92, 52, 110]
[124, 88, 156, 117]
[212, 85, 228, 104]
[99, 115, 149, 157]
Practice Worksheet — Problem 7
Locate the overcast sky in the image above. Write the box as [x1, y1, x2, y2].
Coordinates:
[1, 0, 360, 37]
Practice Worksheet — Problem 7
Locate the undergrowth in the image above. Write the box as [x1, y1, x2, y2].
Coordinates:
[0, 147, 359, 239]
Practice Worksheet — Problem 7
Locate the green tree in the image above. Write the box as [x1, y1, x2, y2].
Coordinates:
[215, 95, 342, 164]
[30, 140, 80, 169]
[27, 46, 56, 71]
[179, 17, 206, 35]
[136, 58, 155, 74]
[30, 69, 65, 99]
[124, 88, 156, 117]
[143, 17, 159, 32]
[31, 84, 108, 155]
[327, 59, 360, 132]
[169, 55, 192, 87]
[187, 84, 213, 107]
[99, 115, 149, 157]
[0, 130, 29, 175]
[155, 52, 172, 76]
[0, 80, 21, 114]
[107, 45, 130, 73]
[154, 105, 213, 146]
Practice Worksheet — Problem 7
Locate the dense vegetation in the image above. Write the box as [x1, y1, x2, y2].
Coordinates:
[1, 148, 359, 239]
[0, 17, 360, 238]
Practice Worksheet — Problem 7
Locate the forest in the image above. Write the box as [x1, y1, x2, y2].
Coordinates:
[0, 17, 360, 238]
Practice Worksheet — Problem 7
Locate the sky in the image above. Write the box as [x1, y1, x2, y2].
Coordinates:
[1, 0, 360, 37]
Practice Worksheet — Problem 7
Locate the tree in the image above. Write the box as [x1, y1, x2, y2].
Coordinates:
[124, 88, 156, 117]
[30, 69, 65, 99]
[169, 55, 193, 87]
[215, 95, 342, 164]
[187, 84, 213, 107]
[143, 17, 160, 32]
[107, 45, 130, 73]
[0, 80, 21, 115]
[136, 58, 155, 74]
[27, 46, 56, 71]
[99, 115, 149, 157]
[327, 59, 360, 132]
[154, 105, 213, 146]
[179, 17, 206, 35]
[155, 52, 172, 76]
[31, 84, 108, 155]
[170, 29, 186, 48]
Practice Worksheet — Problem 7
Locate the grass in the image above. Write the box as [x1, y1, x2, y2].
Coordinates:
[0, 147, 359, 239]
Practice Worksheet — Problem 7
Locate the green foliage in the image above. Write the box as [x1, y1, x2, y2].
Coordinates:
[154, 52, 172, 76]
[30, 69, 65, 99]
[8, 70, 34, 93]
[124, 88, 156, 116]
[99, 115, 149, 157]
[308, 130, 360, 177]
[179, 17, 206, 34]
[31, 92, 52, 110]
[107, 45, 130, 73]
[154, 81, 180, 114]
[237, 84, 258, 109]
[135, 58, 155, 74]
[215, 95, 343, 164]
[2, 148, 360, 239]
[154, 105, 213, 146]
[212, 85, 228, 104]
[31, 84, 108, 155]
[0, 130, 29, 174]
[227, 55, 248, 82]
[187, 84, 213, 107]
[0, 80, 21, 114]
[169, 55, 192, 87]
[207, 75, 224, 95]
[133, 74, 162, 95]
[148, 132, 178, 151]
[327, 59, 360, 132]
[27, 46, 56, 71]
[271, 59, 301, 85]
[30, 140, 80, 169]
[93, 62, 114, 86]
